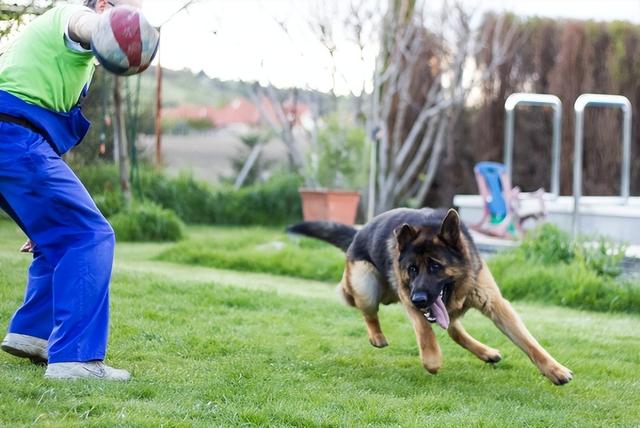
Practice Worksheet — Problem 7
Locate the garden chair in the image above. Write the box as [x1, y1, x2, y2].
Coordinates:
[471, 161, 546, 239]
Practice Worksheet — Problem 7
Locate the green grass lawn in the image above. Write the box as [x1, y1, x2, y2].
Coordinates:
[1, 220, 639, 426]
[156, 225, 346, 282]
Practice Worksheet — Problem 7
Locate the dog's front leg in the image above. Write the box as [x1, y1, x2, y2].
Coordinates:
[475, 263, 573, 385]
[448, 318, 502, 363]
[402, 301, 442, 374]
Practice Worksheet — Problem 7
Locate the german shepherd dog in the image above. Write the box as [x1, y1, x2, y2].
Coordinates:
[288, 208, 573, 385]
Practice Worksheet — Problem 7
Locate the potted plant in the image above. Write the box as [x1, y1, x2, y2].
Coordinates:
[299, 116, 367, 225]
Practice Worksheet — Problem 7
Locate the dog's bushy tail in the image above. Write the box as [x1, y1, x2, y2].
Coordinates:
[286, 221, 357, 252]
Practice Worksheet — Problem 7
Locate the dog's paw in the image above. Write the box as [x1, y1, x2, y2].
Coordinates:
[422, 361, 441, 374]
[543, 363, 573, 386]
[369, 334, 389, 348]
[481, 348, 502, 364]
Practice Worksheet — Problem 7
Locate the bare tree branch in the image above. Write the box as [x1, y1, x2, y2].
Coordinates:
[247, 83, 306, 175]
[370, 1, 521, 212]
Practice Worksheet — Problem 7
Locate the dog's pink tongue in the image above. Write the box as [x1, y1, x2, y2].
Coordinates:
[431, 296, 450, 329]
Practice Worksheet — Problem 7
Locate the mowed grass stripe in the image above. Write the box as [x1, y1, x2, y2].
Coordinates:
[0, 221, 639, 426]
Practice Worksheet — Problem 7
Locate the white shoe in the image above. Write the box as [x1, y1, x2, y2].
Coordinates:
[1, 333, 48, 364]
[44, 361, 131, 381]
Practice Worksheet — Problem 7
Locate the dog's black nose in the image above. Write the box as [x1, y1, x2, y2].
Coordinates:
[411, 291, 429, 308]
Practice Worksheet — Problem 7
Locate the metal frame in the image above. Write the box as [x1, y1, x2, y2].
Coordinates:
[504, 93, 563, 197]
[572, 94, 632, 238]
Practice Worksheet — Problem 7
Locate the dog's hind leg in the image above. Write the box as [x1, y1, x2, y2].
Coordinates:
[342, 261, 389, 348]
[448, 318, 502, 363]
[473, 262, 573, 385]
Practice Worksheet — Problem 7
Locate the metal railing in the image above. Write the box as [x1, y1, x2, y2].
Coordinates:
[572, 94, 632, 238]
[504, 93, 562, 197]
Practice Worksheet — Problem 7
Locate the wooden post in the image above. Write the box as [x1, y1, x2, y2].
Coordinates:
[155, 28, 163, 169]
[114, 76, 131, 203]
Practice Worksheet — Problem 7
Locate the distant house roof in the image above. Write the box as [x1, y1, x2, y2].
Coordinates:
[162, 96, 309, 128]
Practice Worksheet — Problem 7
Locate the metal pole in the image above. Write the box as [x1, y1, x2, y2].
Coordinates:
[572, 108, 584, 239]
[572, 93, 632, 238]
[503, 104, 515, 180]
[153, 1, 199, 170]
[504, 93, 563, 197]
[551, 105, 562, 197]
[622, 102, 632, 199]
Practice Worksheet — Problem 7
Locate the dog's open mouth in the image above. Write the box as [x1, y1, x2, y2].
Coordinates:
[422, 288, 450, 330]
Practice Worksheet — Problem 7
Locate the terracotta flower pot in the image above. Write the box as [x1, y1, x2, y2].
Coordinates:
[298, 188, 361, 225]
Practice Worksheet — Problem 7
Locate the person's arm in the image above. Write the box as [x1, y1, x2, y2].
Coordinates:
[67, 10, 100, 50]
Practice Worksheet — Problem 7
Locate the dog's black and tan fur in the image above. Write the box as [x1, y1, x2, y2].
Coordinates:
[288, 208, 572, 385]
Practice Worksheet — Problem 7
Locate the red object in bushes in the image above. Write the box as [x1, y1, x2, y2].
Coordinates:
[298, 188, 360, 225]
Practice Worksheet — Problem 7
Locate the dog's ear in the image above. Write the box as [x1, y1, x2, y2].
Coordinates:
[439, 209, 461, 248]
[394, 223, 417, 249]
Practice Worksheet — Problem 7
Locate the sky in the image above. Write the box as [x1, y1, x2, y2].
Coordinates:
[140, 0, 640, 95]
[141, 0, 382, 95]
[6, 0, 640, 95]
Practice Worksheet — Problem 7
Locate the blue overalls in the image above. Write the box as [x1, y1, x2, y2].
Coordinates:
[0, 90, 114, 363]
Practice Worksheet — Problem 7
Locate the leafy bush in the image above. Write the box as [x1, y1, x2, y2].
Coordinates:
[73, 162, 124, 218]
[212, 173, 302, 225]
[73, 162, 303, 226]
[74, 161, 120, 196]
[139, 169, 302, 225]
[574, 238, 626, 278]
[310, 115, 367, 189]
[93, 190, 125, 218]
[519, 223, 574, 264]
[110, 202, 184, 242]
[138, 169, 215, 224]
[518, 223, 626, 277]
[490, 224, 639, 313]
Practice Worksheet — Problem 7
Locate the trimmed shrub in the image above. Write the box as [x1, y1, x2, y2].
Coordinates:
[312, 114, 367, 189]
[138, 169, 302, 225]
[73, 162, 303, 226]
[213, 173, 302, 225]
[138, 169, 215, 223]
[110, 202, 184, 242]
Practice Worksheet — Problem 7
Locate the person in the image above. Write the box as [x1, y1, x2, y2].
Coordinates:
[0, 0, 141, 380]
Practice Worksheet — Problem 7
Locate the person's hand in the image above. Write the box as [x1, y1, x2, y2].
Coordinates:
[19, 240, 34, 253]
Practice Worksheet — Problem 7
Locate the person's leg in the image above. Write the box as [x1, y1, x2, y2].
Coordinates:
[7, 249, 55, 340]
[0, 192, 27, 232]
[0, 127, 54, 363]
[0, 123, 114, 364]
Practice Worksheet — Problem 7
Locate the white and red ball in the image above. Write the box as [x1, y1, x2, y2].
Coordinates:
[91, 5, 159, 76]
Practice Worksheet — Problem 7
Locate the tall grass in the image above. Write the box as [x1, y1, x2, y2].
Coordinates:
[489, 224, 639, 313]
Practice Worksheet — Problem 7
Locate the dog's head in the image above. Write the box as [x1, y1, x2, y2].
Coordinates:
[393, 209, 468, 329]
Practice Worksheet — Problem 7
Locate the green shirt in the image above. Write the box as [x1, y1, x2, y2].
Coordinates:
[0, 4, 95, 113]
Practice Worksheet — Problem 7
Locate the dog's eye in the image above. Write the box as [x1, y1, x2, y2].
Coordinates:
[428, 260, 443, 274]
[408, 264, 418, 277]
